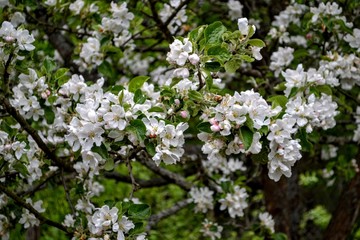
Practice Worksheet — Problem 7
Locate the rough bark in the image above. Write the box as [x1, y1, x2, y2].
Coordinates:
[323, 162, 360, 240]
[262, 167, 292, 239]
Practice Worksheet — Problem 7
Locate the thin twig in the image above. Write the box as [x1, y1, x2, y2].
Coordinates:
[146, 199, 191, 231]
[0, 184, 72, 235]
[138, 151, 192, 191]
[104, 171, 168, 188]
[126, 158, 140, 199]
[61, 168, 76, 215]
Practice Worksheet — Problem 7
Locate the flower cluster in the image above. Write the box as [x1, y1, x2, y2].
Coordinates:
[219, 186, 248, 218]
[269, 47, 294, 77]
[19, 199, 45, 229]
[189, 187, 214, 213]
[198, 90, 279, 175]
[88, 205, 135, 240]
[200, 219, 223, 240]
[160, 0, 188, 34]
[0, 21, 35, 53]
[144, 118, 188, 165]
[259, 212, 275, 233]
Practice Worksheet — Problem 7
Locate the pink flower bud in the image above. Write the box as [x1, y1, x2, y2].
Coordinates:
[211, 124, 221, 132]
[180, 110, 188, 118]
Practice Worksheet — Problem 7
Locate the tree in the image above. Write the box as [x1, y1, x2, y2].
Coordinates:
[0, 0, 360, 239]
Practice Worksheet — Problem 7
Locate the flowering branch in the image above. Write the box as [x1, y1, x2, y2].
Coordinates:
[147, 0, 173, 42]
[0, 184, 72, 235]
[0, 95, 71, 171]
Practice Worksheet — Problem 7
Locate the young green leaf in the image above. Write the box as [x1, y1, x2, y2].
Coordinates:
[128, 76, 150, 93]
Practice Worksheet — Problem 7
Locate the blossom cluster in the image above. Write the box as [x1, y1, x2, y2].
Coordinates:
[198, 90, 279, 175]
[88, 205, 135, 240]
[159, 0, 188, 34]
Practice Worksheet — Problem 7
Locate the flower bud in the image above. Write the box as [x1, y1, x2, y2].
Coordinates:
[188, 53, 200, 65]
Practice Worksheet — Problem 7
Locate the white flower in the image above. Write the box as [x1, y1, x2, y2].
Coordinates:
[117, 216, 135, 240]
[251, 46, 263, 60]
[227, 0, 243, 20]
[270, 47, 294, 77]
[259, 212, 275, 233]
[0, 21, 17, 42]
[237, 18, 249, 35]
[44, 0, 56, 6]
[16, 29, 35, 51]
[69, 0, 84, 15]
[103, 105, 127, 130]
[63, 214, 75, 227]
[188, 53, 200, 65]
[344, 28, 360, 51]
[219, 186, 248, 218]
[189, 187, 214, 213]
[200, 219, 223, 240]
[19, 199, 45, 229]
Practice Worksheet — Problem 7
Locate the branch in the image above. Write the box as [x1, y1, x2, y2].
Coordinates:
[146, 199, 191, 231]
[323, 156, 360, 240]
[17, 171, 58, 196]
[0, 184, 72, 235]
[1, 52, 14, 96]
[137, 151, 192, 191]
[147, 0, 173, 42]
[0, 95, 71, 171]
[163, 0, 191, 27]
[104, 171, 169, 188]
[125, 158, 140, 199]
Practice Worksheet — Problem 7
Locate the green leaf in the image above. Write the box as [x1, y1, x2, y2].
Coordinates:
[205, 61, 221, 72]
[44, 107, 55, 124]
[98, 60, 115, 79]
[316, 85, 332, 96]
[129, 119, 146, 141]
[224, 59, 242, 73]
[268, 95, 288, 109]
[189, 25, 205, 42]
[115, 201, 123, 213]
[110, 85, 124, 95]
[148, 106, 164, 112]
[298, 128, 313, 152]
[247, 39, 265, 48]
[239, 127, 253, 150]
[273, 233, 288, 240]
[54, 68, 69, 86]
[293, 49, 309, 59]
[238, 54, 254, 62]
[145, 140, 156, 157]
[205, 21, 227, 44]
[104, 158, 114, 171]
[13, 161, 29, 176]
[43, 58, 56, 73]
[91, 143, 109, 159]
[197, 122, 212, 133]
[251, 148, 269, 164]
[188, 90, 203, 102]
[128, 204, 151, 219]
[205, 75, 213, 90]
[207, 45, 231, 62]
[134, 89, 146, 104]
[128, 76, 150, 93]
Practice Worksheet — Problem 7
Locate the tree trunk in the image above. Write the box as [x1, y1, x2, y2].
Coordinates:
[323, 165, 360, 240]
